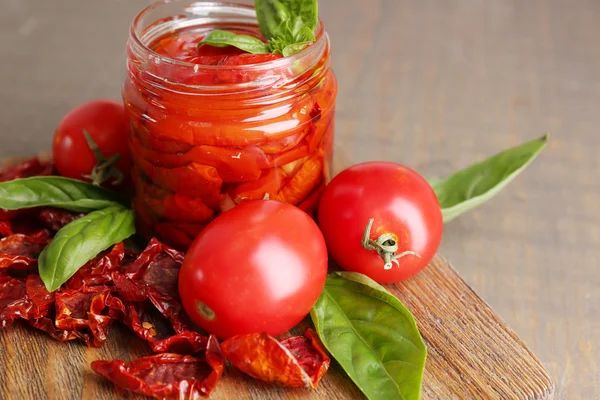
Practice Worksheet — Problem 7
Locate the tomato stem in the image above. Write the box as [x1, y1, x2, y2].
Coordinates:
[82, 130, 124, 186]
[362, 218, 421, 270]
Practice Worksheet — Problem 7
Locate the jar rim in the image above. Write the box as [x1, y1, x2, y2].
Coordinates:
[129, 0, 327, 74]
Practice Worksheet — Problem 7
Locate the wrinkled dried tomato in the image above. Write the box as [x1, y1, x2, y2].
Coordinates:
[91, 335, 224, 399]
[221, 328, 330, 388]
[0, 221, 12, 237]
[25, 274, 53, 319]
[64, 243, 125, 290]
[0, 276, 28, 328]
[0, 231, 51, 271]
[37, 208, 84, 232]
[123, 237, 183, 299]
[28, 317, 81, 342]
[110, 267, 204, 355]
[0, 157, 53, 182]
[54, 286, 112, 347]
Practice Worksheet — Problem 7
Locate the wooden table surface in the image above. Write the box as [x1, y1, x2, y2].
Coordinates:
[0, 0, 598, 399]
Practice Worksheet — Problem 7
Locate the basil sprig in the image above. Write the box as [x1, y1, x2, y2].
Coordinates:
[39, 206, 135, 292]
[0, 176, 124, 212]
[432, 134, 548, 222]
[201, 0, 318, 56]
[311, 272, 427, 400]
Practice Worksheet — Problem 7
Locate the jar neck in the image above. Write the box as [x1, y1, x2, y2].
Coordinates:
[126, 0, 331, 98]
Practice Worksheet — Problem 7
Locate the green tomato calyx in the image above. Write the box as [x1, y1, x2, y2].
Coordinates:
[362, 218, 421, 270]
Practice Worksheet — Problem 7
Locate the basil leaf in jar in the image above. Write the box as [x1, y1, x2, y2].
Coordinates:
[39, 206, 135, 292]
[256, 0, 318, 39]
[201, 30, 270, 54]
[282, 42, 311, 57]
[0, 176, 124, 212]
[432, 134, 548, 223]
[310, 272, 427, 400]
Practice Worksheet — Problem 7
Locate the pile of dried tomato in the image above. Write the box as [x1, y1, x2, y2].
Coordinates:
[0, 158, 330, 399]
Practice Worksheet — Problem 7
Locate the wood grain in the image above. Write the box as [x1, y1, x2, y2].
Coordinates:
[2, 0, 599, 398]
[0, 255, 553, 400]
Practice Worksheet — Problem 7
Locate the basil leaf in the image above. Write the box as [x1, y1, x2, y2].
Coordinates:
[0, 176, 123, 212]
[294, 25, 315, 43]
[432, 134, 548, 223]
[310, 272, 427, 400]
[38, 206, 135, 292]
[256, 0, 318, 39]
[282, 41, 311, 57]
[201, 30, 270, 54]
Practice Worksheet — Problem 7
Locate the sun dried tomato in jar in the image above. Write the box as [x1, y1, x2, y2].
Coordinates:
[123, 0, 337, 249]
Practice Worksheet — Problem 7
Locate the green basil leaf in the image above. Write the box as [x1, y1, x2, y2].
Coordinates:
[310, 272, 427, 400]
[432, 134, 548, 223]
[256, 0, 318, 39]
[293, 25, 315, 43]
[38, 206, 135, 292]
[201, 30, 270, 54]
[282, 41, 311, 57]
[0, 176, 124, 212]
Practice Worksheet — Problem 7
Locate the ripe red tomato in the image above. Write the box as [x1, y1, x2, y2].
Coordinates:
[179, 200, 328, 339]
[318, 162, 443, 284]
[52, 99, 131, 184]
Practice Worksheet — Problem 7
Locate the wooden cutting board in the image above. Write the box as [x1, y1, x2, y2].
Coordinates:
[0, 157, 554, 400]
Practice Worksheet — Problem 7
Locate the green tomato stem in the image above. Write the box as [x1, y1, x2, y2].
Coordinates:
[361, 218, 421, 270]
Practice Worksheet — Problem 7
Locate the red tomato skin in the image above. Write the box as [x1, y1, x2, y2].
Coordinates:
[179, 200, 328, 339]
[52, 99, 130, 181]
[318, 162, 443, 284]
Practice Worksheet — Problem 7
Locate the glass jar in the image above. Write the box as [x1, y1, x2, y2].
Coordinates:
[124, 0, 337, 249]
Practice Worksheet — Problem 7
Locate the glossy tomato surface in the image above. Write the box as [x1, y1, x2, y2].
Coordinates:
[53, 99, 130, 182]
[178, 200, 328, 339]
[318, 162, 443, 283]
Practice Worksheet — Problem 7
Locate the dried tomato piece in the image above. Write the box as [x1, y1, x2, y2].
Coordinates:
[221, 328, 330, 388]
[132, 156, 223, 208]
[54, 286, 112, 347]
[28, 317, 82, 342]
[307, 110, 333, 152]
[131, 121, 194, 153]
[91, 335, 224, 399]
[0, 231, 51, 271]
[268, 143, 310, 168]
[216, 53, 283, 83]
[123, 238, 183, 299]
[0, 276, 29, 328]
[150, 330, 209, 355]
[64, 243, 125, 290]
[280, 329, 330, 387]
[231, 168, 285, 203]
[259, 125, 310, 155]
[133, 174, 216, 223]
[25, 274, 53, 319]
[0, 157, 53, 182]
[272, 155, 323, 205]
[131, 130, 268, 183]
[110, 276, 203, 355]
[0, 221, 12, 237]
[37, 208, 84, 232]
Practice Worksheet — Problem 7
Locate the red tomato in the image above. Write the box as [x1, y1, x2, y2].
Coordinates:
[52, 99, 131, 184]
[318, 162, 443, 283]
[179, 200, 328, 339]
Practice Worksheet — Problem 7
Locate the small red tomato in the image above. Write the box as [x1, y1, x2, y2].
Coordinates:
[318, 162, 443, 284]
[52, 99, 130, 185]
[179, 200, 328, 339]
